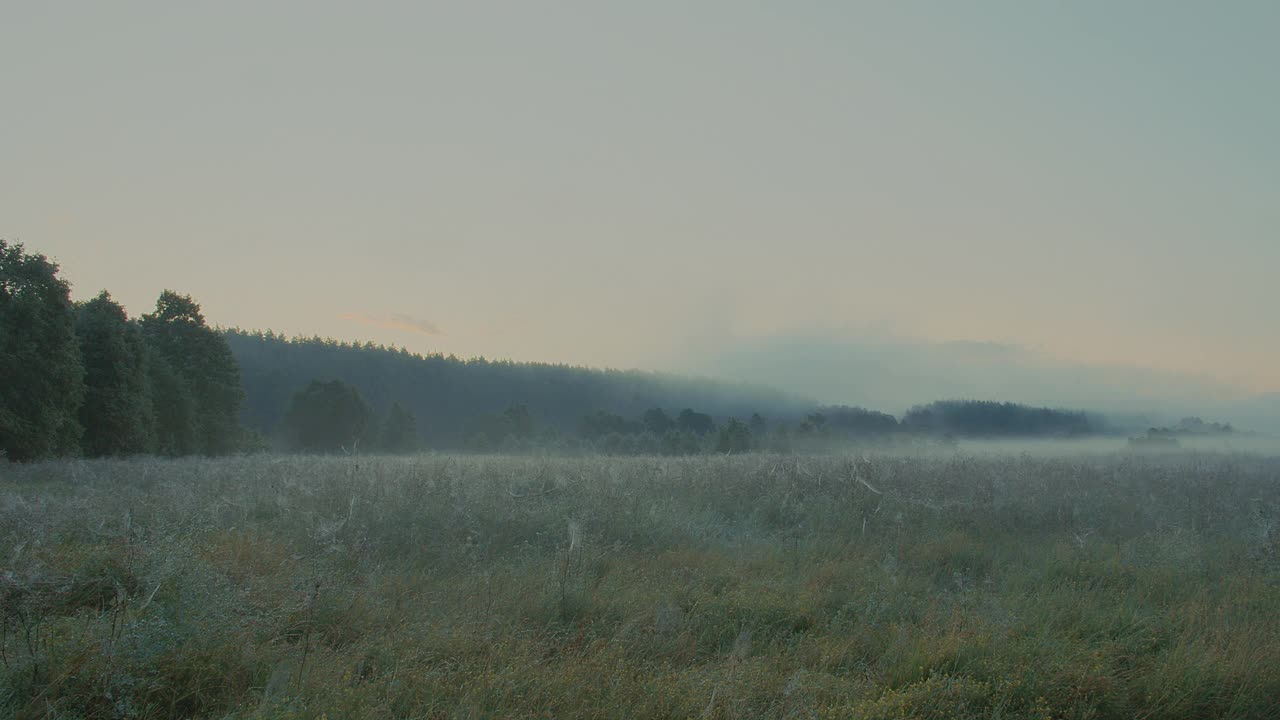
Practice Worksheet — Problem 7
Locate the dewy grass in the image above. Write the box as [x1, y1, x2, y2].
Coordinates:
[2, 452, 1280, 718]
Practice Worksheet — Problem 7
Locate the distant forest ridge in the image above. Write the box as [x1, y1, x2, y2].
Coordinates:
[226, 329, 813, 445]
[226, 330, 1143, 447]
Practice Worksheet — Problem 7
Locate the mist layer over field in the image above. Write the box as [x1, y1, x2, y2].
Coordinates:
[953, 435, 1280, 458]
[4, 451, 1280, 718]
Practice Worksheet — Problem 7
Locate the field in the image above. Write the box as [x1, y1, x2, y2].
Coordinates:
[3, 452, 1280, 719]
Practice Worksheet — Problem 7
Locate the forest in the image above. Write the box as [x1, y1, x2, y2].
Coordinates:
[4, 240, 1143, 462]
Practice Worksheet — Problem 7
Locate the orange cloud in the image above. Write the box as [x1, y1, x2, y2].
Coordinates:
[338, 312, 444, 336]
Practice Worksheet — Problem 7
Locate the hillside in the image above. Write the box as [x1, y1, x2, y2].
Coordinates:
[225, 330, 815, 446]
[225, 330, 1144, 453]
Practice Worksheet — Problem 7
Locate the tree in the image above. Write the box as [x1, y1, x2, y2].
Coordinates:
[643, 407, 674, 435]
[462, 412, 504, 450]
[600, 431, 626, 455]
[661, 429, 700, 456]
[283, 379, 372, 453]
[503, 404, 535, 439]
[820, 405, 898, 436]
[75, 292, 151, 456]
[141, 290, 244, 454]
[461, 404, 536, 449]
[676, 408, 715, 436]
[380, 401, 420, 453]
[716, 418, 753, 454]
[748, 413, 767, 435]
[579, 410, 635, 439]
[146, 350, 198, 455]
[0, 241, 84, 460]
[635, 431, 662, 455]
[900, 400, 1093, 437]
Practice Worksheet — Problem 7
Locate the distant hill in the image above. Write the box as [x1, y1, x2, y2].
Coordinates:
[225, 330, 814, 446]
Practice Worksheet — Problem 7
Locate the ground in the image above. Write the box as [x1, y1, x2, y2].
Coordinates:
[3, 452, 1280, 718]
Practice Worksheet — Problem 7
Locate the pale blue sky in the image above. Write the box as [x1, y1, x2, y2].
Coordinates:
[3, 2, 1277, 402]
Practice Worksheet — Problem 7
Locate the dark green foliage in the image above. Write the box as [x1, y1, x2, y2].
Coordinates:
[146, 349, 198, 455]
[503, 404, 535, 439]
[642, 407, 674, 434]
[463, 404, 540, 449]
[819, 405, 899, 435]
[715, 417, 753, 453]
[661, 429, 702, 455]
[0, 240, 84, 460]
[284, 379, 373, 453]
[902, 400, 1094, 437]
[75, 292, 151, 456]
[141, 291, 245, 454]
[676, 408, 715, 436]
[748, 412, 767, 435]
[579, 410, 637, 440]
[462, 413, 508, 450]
[379, 401, 420, 454]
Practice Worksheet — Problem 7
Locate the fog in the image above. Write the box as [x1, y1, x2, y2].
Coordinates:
[952, 435, 1280, 458]
[672, 333, 1280, 435]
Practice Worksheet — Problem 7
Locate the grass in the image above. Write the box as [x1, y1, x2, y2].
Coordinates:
[2, 451, 1280, 718]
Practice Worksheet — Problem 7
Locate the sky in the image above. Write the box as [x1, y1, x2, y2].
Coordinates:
[3, 2, 1277, 414]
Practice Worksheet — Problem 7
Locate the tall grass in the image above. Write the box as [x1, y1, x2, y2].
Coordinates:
[2, 452, 1279, 718]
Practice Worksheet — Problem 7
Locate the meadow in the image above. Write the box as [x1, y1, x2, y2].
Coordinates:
[3, 451, 1280, 719]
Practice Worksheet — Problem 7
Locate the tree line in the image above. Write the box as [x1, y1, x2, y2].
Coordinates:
[225, 329, 815, 448]
[230, 332, 930, 453]
[229, 330, 1113, 453]
[899, 400, 1102, 437]
[1, 241, 244, 461]
[262, 374, 1110, 459]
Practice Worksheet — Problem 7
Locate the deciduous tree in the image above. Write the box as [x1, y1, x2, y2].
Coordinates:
[141, 290, 244, 454]
[0, 241, 83, 460]
[76, 292, 151, 456]
[283, 379, 372, 453]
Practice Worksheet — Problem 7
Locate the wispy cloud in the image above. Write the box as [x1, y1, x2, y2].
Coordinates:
[338, 312, 444, 336]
